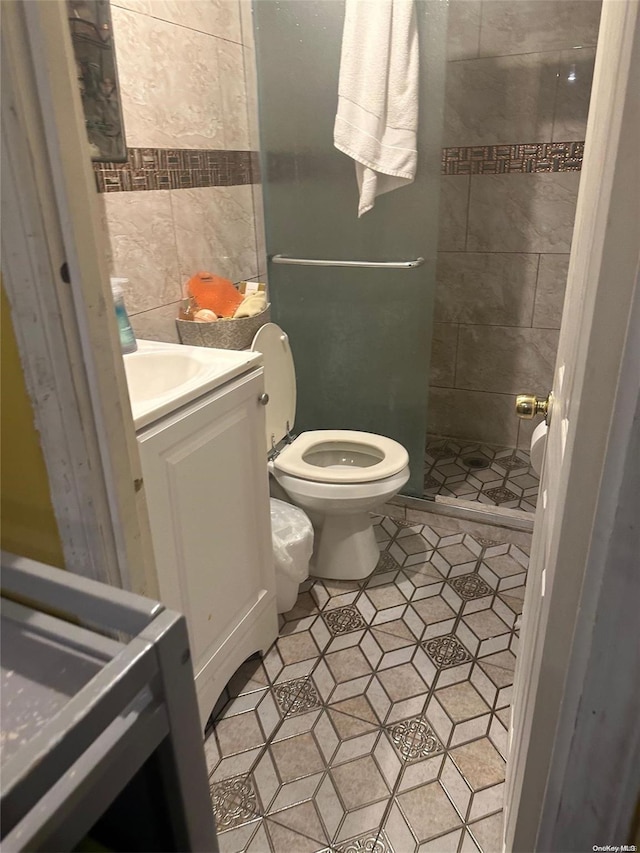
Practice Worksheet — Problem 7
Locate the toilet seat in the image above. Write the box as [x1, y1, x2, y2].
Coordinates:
[274, 429, 409, 484]
[251, 322, 409, 484]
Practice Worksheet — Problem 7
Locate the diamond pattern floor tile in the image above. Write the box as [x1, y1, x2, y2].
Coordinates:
[268, 800, 329, 845]
[386, 716, 444, 762]
[270, 732, 326, 782]
[371, 618, 420, 651]
[468, 810, 505, 853]
[331, 755, 390, 809]
[424, 634, 473, 669]
[264, 817, 328, 853]
[425, 435, 540, 512]
[273, 677, 322, 717]
[210, 775, 260, 831]
[434, 541, 481, 576]
[429, 682, 493, 750]
[449, 573, 494, 601]
[396, 781, 463, 841]
[275, 630, 321, 665]
[335, 829, 393, 853]
[401, 560, 446, 592]
[377, 661, 430, 703]
[326, 646, 373, 683]
[215, 712, 266, 758]
[450, 738, 506, 791]
[436, 681, 491, 724]
[323, 605, 367, 636]
[328, 694, 380, 727]
[206, 511, 531, 850]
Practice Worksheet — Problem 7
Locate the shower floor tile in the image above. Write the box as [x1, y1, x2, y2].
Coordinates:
[205, 513, 531, 853]
[424, 436, 540, 513]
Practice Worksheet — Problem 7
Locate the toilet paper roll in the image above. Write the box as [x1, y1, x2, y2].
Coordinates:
[530, 420, 548, 476]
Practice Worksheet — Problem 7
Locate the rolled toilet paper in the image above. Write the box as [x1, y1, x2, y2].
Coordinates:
[530, 420, 548, 476]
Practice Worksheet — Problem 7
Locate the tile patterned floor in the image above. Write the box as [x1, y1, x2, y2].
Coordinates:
[204, 514, 529, 853]
[424, 436, 540, 513]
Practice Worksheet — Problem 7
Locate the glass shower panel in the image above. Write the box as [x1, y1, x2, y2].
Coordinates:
[253, 1, 447, 497]
[422, 1, 601, 513]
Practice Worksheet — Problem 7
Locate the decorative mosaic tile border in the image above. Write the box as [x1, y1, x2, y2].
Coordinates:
[93, 147, 260, 192]
[442, 141, 584, 175]
[94, 140, 584, 192]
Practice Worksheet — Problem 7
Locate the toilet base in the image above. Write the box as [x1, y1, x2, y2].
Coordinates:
[311, 512, 379, 580]
[271, 464, 410, 582]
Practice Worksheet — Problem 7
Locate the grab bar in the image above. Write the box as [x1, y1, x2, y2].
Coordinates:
[271, 254, 425, 270]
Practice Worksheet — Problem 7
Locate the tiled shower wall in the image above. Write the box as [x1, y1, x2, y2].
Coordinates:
[428, 0, 601, 450]
[98, 0, 266, 343]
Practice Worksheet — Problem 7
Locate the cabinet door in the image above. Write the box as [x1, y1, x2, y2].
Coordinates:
[137, 370, 275, 676]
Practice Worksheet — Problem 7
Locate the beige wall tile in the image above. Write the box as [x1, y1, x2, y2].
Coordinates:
[218, 39, 250, 150]
[479, 1, 601, 57]
[113, 0, 242, 42]
[171, 185, 258, 283]
[446, 0, 481, 61]
[435, 253, 538, 326]
[430, 323, 459, 388]
[428, 387, 518, 446]
[553, 48, 596, 140]
[111, 6, 225, 149]
[129, 301, 181, 344]
[243, 42, 260, 151]
[467, 173, 580, 253]
[533, 254, 569, 328]
[105, 3, 261, 326]
[444, 53, 557, 147]
[456, 326, 559, 395]
[104, 190, 181, 313]
[438, 177, 469, 252]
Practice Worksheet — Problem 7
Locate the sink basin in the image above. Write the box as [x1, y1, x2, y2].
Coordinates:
[124, 339, 262, 429]
[125, 350, 205, 402]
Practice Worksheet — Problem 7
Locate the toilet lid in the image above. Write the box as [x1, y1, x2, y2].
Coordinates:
[251, 322, 296, 453]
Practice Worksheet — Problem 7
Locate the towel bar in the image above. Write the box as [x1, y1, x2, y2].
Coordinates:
[271, 255, 425, 269]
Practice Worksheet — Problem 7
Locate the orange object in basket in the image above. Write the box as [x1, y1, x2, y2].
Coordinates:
[187, 272, 243, 317]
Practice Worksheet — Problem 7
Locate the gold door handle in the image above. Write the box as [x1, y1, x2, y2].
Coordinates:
[515, 393, 552, 420]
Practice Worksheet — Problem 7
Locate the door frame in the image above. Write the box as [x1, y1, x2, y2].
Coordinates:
[1, 0, 157, 596]
[506, 0, 640, 849]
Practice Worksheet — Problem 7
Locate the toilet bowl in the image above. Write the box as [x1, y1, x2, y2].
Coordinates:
[252, 323, 410, 580]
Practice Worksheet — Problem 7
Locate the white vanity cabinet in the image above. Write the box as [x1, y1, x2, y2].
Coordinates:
[136, 366, 277, 728]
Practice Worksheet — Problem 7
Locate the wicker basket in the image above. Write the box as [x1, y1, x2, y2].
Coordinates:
[176, 304, 270, 350]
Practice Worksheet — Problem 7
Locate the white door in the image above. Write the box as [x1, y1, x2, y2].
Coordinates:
[505, 1, 640, 850]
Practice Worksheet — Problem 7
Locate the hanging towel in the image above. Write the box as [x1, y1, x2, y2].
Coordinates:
[334, 0, 419, 217]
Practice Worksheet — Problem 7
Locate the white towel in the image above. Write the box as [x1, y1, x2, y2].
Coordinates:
[334, 0, 419, 217]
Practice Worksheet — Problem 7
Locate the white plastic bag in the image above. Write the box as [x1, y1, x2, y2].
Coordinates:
[270, 498, 314, 583]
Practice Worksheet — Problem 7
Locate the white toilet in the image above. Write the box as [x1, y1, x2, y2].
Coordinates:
[252, 323, 410, 580]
